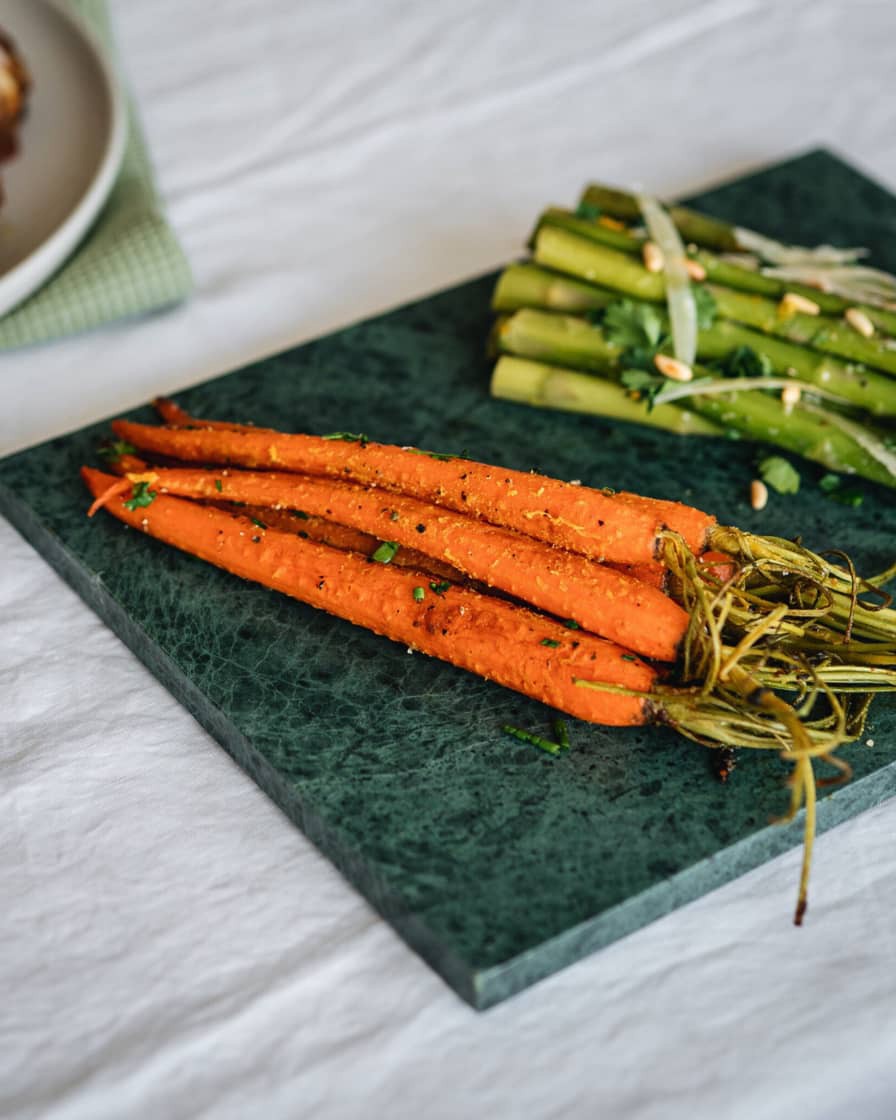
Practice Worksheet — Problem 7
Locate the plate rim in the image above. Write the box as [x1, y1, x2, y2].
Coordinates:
[0, 0, 128, 317]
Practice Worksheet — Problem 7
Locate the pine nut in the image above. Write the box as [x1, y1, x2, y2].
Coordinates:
[642, 241, 664, 273]
[750, 479, 769, 511]
[845, 307, 875, 337]
[654, 354, 693, 382]
[781, 383, 801, 412]
[684, 258, 707, 282]
[779, 292, 821, 317]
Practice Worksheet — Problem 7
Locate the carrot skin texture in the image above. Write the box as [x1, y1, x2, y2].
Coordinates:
[134, 466, 688, 661]
[110, 420, 714, 563]
[81, 468, 654, 726]
[226, 503, 462, 583]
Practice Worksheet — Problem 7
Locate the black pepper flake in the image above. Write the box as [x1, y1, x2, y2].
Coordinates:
[416, 523, 426, 534]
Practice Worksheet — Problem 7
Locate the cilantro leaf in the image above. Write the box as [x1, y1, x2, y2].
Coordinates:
[98, 440, 137, 461]
[818, 473, 863, 507]
[693, 285, 718, 330]
[603, 300, 664, 352]
[620, 369, 665, 412]
[123, 481, 156, 511]
[758, 456, 800, 495]
[723, 345, 774, 379]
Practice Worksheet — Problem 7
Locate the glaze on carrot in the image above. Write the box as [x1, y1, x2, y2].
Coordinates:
[122, 466, 689, 660]
[110, 419, 715, 564]
[81, 468, 655, 726]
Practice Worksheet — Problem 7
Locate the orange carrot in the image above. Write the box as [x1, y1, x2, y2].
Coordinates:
[609, 561, 668, 591]
[226, 503, 462, 584]
[121, 466, 690, 660]
[110, 419, 714, 564]
[81, 467, 655, 726]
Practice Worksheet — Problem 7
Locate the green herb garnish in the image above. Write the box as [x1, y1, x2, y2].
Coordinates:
[371, 540, 399, 564]
[562, 619, 580, 630]
[621, 654, 637, 662]
[552, 719, 571, 750]
[603, 299, 664, 352]
[819, 473, 864, 507]
[98, 440, 137, 461]
[501, 724, 562, 757]
[620, 368, 666, 411]
[214, 479, 223, 492]
[413, 587, 425, 602]
[693, 284, 718, 330]
[722, 345, 774, 379]
[251, 517, 267, 530]
[759, 455, 801, 495]
[540, 638, 561, 648]
[429, 580, 451, 595]
[123, 481, 156, 511]
[322, 431, 369, 446]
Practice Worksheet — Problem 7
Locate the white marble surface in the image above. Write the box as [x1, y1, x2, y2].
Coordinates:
[2, 1, 895, 1116]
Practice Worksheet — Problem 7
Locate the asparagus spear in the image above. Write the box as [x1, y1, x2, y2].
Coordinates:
[491, 349, 896, 488]
[491, 356, 723, 436]
[533, 227, 896, 376]
[579, 184, 741, 252]
[536, 207, 896, 336]
[492, 266, 896, 416]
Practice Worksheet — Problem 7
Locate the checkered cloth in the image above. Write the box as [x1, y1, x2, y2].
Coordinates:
[0, 0, 191, 349]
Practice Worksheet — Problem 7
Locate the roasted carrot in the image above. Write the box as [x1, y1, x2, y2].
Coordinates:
[81, 467, 656, 726]
[608, 561, 668, 591]
[149, 404, 716, 554]
[110, 419, 715, 563]
[118, 466, 690, 660]
[225, 503, 462, 584]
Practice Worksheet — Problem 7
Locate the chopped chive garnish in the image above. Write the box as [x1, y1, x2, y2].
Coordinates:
[621, 654, 637, 662]
[292, 510, 309, 520]
[123, 481, 156, 511]
[214, 479, 223, 492]
[540, 638, 561, 648]
[413, 587, 425, 602]
[251, 517, 267, 530]
[429, 580, 451, 595]
[98, 439, 137, 461]
[562, 619, 580, 630]
[502, 724, 562, 757]
[552, 719, 571, 750]
[407, 447, 456, 462]
[322, 431, 369, 446]
[372, 540, 400, 564]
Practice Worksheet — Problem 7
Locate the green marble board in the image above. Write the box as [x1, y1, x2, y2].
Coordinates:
[2, 149, 895, 1010]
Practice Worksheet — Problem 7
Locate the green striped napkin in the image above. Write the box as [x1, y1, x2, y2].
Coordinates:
[0, 0, 192, 349]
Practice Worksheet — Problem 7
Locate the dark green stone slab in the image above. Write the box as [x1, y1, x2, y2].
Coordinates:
[2, 149, 895, 1010]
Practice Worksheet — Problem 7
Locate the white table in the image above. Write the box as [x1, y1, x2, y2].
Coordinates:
[3, 2, 895, 1117]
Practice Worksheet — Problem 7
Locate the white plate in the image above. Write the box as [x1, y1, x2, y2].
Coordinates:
[0, 0, 126, 317]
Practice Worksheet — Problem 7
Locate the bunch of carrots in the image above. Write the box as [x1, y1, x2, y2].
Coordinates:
[83, 399, 896, 922]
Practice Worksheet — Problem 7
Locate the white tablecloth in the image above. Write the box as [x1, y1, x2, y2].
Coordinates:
[3, 2, 896, 1117]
